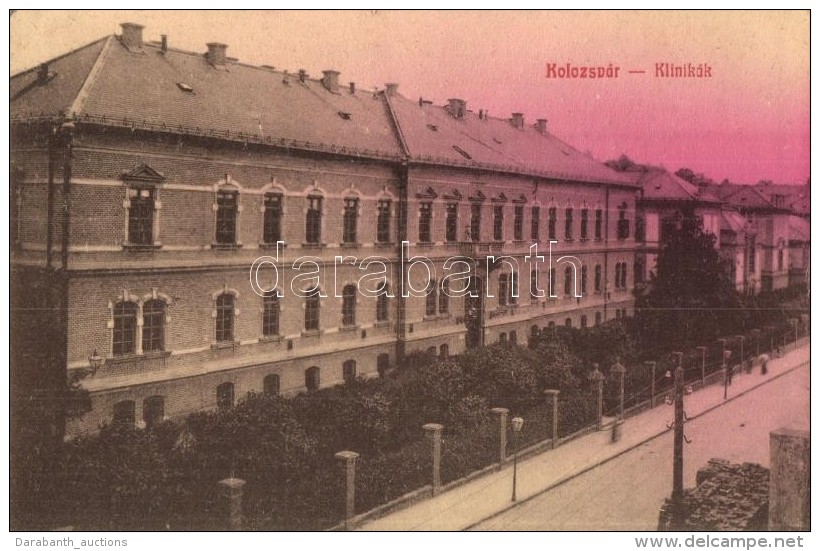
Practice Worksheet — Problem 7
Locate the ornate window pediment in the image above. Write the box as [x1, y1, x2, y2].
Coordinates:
[121, 164, 166, 185]
[416, 187, 438, 199]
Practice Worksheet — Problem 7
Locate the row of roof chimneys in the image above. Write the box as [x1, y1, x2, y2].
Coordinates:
[119, 23, 548, 132]
[447, 97, 548, 133]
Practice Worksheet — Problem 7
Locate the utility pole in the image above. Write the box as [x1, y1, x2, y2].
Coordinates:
[670, 351, 685, 528]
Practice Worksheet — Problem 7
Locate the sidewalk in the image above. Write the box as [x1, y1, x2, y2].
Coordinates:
[358, 339, 810, 531]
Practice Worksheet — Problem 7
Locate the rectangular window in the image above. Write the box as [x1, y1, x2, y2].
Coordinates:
[470, 204, 482, 242]
[305, 196, 323, 244]
[778, 248, 784, 271]
[425, 279, 437, 316]
[747, 236, 756, 272]
[509, 272, 517, 305]
[565, 208, 573, 240]
[419, 202, 432, 243]
[377, 200, 391, 243]
[215, 191, 237, 245]
[263, 194, 282, 244]
[531, 206, 540, 241]
[446, 203, 458, 242]
[580, 208, 589, 240]
[305, 288, 321, 331]
[439, 279, 449, 314]
[343, 197, 359, 243]
[513, 205, 524, 241]
[128, 188, 154, 245]
[530, 269, 539, 300]
[595, 209, 603, 239]
[498, 274, 508, 307]
[493, 205, 504, 241]
[548, 207, 557, 240]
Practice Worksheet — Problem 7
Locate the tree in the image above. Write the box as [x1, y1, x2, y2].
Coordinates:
[675, 168, 715, 188]
[636, 211, 742, 345]
[605, 154, 645, 172]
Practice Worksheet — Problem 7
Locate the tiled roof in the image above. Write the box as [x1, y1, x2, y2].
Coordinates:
[721, 185, 777, 210]
[789, 215, 810, 241]
[388, 94, 636, 185]
[721, 210, 747, 234]
[634, 168, 721, 203]
[11, 35, 404, 159]
[10, 37, 108, 118]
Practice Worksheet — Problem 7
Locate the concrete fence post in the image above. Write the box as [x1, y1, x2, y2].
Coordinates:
[334, 450, 359, 529]
[423, 423, 444, 494]
[696, 346, 706, 385]
[544, 389, 560, 448]
[645, 361, 657, 407]
[490, 407, 509, 463]
[217, 477, 246, 531]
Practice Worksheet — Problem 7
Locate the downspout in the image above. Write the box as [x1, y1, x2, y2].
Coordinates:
[381, 89, 411, 362]
[46, 125, 57, 269]
[604, 186, 610, 320]
[59, 119, 75, 270]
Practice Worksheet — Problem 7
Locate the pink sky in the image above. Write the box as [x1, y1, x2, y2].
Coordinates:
[10, 10, 809, 185]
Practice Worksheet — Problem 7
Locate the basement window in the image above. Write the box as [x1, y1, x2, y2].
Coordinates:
[427, 124, 438, 132]
[338, 111, 352, 120]
[176, 82, 194, 93]
[452, 145, 472, 160]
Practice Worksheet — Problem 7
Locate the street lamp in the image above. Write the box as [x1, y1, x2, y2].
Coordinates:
[511, 416, 524, 502]
[87, 348, 103, 377]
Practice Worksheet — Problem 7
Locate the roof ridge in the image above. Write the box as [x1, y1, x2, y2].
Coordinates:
[67, 35, 115, 118]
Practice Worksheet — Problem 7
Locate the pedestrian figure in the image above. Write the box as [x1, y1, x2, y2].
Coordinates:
[759, 354, 769, 375]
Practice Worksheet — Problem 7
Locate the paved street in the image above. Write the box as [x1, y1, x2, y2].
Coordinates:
[471, 362, 809, 530]
[359, 340, 809, 531]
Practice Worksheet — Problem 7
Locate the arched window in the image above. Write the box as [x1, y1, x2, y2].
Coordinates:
[498, 274, 509, 306]
[112, 400, 135, 428]
[510, 330, 517, 345]
[377, 200, 392, 243]
[564, 266, 573, 296]
[595, 265, 602, 292]
[615, 263, 622, 289]
[581, 265, 588, 295]
[426, 346, 437, 357]
[445, 202, 458, 242]
[499, 332, 508, 344]
[342, 197, 359, 244]
[620, 262, 628, 289]
[263, 292, 280, 336]
[530, 269, 539, 300]
[305, 195, 323, 244]
[565, 207, 573, 240]
[305, 287, 321, 331]
[305, 366, 320, 391]
[263, 193, 283, 244]
[342, 284, 357, 326]
[113, 301, 138, 356]
[549, 268, 556, 296]
[143, 396, 165, 428]
[343, 360, 357, 383]
[216, 382, 234, 409]
[215, 293, 235, 342]
[548, 321, 556, 329]
[565, 317, 572, 328]
[595, 311, 602, 325]
[426, 279, 438, 316]
[263, 374, 280, 396]
[376, 282, 389, 322]
[439, 344, 449, 359]
[530, 324, 539, 338]
[377, 353, 390, 377]
[439, 279, 450, 314]
[581, 315, 588, 328]
[142, 299, 165, 352]
[509, 272, 518, 305]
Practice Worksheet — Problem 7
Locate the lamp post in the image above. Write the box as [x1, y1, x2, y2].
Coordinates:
[511, 416, 524, 502]
[717, 338, 729, 399]
[665, 351, 692, 529]
[88, 349, 103, 377]
[735, 335, 746, 374]
[588, 363, 604, 430]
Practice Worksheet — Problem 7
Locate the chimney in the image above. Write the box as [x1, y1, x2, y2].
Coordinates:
[510, 112, 524, 129]
[349, 82, 356, 94]
[535, 118, 548, 134]
[322, 70, 340, 92]
[120, 22, 144, 50]
[207, 42, 228, 66]
[160, 34, 168, 53]
[385, 83, 399, 97]
[448, 98, 467, 119]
